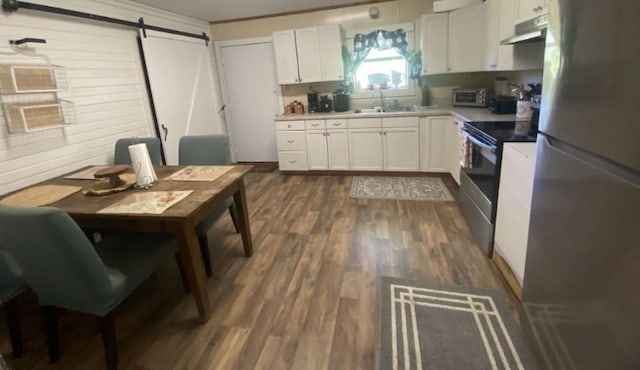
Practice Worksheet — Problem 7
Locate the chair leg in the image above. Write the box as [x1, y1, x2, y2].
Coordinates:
[228, 204, 240, 234]
[4, 297, 22, 358]
[197, 235, 213, 277]
[174, 253, 191, 293]
[42, 306, 59, 363]
[100, 312, 118, 370]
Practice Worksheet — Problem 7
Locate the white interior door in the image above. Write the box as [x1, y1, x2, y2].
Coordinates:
[218, 40, 280, 162]
[139, 30, 224, 164]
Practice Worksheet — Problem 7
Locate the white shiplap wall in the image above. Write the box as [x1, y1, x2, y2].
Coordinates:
[0, 0, 215, 195]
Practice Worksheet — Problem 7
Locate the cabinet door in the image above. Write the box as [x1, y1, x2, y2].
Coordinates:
[295, 27, 322, 83]
[306, 130, 329, 170]
[484, 0, 499, 70]
[446, 118, 463, 184]
[272, 30, 299, 84]
[420, 13, 449, 75]
[448, 3, 487, 72]
[494, 184, 530, 284]
[421, 116, 450, 172]
[497, 0, 516, 70]
[318, 25, 344, 81]
[384, 127, 420, 171]
[516, 0, 545, 23]
[349, 128, 383, 170]
[326, 129, 349, 170]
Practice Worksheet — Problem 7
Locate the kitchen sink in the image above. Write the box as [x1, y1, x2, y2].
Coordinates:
[354, 106, 415, 113]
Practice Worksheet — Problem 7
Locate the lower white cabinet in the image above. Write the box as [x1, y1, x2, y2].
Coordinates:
[275, 120, 308, 171]
[494, 142, 536, 291]
[349, 128, 384, 170]
[306, 128, 349, 170]
[384, 127, 419, 171]
[420, 116, 450, 172]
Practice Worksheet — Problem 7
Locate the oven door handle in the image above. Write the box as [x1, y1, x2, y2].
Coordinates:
[466, 134, 497, 153]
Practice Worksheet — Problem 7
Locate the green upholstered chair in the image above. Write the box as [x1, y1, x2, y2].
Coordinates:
[0, 206, 187, 370]
[114, 137, 163, 165]
[178, 135, 239, 277]
[0, 252, 27, 358]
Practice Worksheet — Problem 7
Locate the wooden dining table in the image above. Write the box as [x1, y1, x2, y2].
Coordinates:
[2, 165, 254, 323]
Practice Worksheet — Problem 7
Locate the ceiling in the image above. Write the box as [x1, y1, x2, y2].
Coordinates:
[132, 0, 387, 23]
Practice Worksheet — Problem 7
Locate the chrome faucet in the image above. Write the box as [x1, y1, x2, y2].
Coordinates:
[372, 87, 385, 111]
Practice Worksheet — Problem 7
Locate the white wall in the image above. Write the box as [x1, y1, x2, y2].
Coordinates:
[0, 0, 212, 195]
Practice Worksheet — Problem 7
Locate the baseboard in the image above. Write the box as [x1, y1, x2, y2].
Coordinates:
[492, 251, 523, 301]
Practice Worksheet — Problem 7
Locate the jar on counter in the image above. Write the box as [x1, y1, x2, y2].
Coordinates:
[295, 101, 305, 114]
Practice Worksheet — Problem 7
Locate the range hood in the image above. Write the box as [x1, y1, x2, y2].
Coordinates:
[501, 14, 548, 45]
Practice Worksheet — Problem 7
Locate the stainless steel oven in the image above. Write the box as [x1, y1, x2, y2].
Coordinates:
[458, 121, 536, 255]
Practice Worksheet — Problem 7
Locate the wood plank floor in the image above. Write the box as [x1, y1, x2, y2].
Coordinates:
[2, 172, 521, 370]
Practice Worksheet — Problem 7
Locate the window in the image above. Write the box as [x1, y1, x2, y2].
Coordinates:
[353, 47, 408, 91]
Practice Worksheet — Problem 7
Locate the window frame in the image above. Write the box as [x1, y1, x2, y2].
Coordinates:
[346, 25, 418, 100]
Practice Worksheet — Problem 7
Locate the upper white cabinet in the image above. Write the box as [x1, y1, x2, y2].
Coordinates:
[295, 27, 323, 83]
[272, 30, 300, 84]
[318, 25, 344, 81]
[516, 0, 548, 24]
[273, 24, 344, 85]
[448, 3, 488, 72]
[420, 13, 449, 75]
[484, 0, 501, 70]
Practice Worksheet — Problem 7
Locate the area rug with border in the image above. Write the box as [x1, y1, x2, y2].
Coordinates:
[350, 176, 454, 201]
[380, 276, 538, 370]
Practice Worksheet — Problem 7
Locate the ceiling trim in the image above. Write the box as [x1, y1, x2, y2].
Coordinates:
[209, 0, 394, 25]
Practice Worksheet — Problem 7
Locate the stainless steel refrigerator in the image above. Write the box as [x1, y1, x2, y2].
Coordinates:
[521, 0, 640, 369]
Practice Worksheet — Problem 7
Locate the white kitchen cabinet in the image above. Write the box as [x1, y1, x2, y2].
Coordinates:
[272, 30, 299, 84]
[420, 116, 450, 172]
[516, 0, 547, 24]
[306, 126, 349, 171]
[295, 27, 323, 83]
[494, 142, 536, 295]
[384, 127, 420, 171]
[318, 25, 344, 81]
[496, 0, 515, 69]
[349, 128, 383, 170]
[446, 117, 463, 184]
[484, 0, 500, 70]
[275, 120, 308, 171]
[306, 129, 329, 170]
[273, 25, 343, 85]
[420, 13, 449, 75]
[448, 3, 487, 72]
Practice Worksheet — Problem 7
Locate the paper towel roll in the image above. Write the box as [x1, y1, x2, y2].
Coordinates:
[128, 143, 158, 188]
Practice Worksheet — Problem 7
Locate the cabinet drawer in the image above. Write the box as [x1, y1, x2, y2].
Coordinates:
[276, 131, 306, 150]
[278, 151, 308, 171]
[383, 116, 419, 128]
[500, 143, 536, 207]
[305, 120, 325, 129]
[275, 120, 305, 131]
[347, 118, 382, 129]
[325, 119, 347, 129]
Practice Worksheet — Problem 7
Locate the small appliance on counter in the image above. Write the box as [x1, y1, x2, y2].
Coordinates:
[318, 95, 332, 112]
[332, 88, 350, 112]
[452, 88, 488, 107]
[307, 86, 319, 113]
[488, 96, 517, 114]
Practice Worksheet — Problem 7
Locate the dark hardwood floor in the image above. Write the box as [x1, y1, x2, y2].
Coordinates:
[1, 172, 520, 370]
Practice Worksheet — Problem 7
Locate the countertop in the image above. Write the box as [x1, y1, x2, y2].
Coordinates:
[274, 105, 525, 123]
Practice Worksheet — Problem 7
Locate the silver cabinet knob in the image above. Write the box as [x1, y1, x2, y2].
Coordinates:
[288, 160, 297, 163]
[287, 140, 295, 144]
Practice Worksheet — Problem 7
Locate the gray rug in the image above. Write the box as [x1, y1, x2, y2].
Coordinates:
[380, 277, 538, 370]
[350, 176, 454, 201]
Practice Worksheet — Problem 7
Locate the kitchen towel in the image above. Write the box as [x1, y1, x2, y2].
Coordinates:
[460, 131, 473, 168]
[128, 143, 158, 188]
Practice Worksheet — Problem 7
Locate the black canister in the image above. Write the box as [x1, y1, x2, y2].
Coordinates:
[319, 95, 332, 112]
[332, 88, 349, 112]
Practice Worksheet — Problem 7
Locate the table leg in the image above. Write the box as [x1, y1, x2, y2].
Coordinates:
[232, 178, 253, 257]
[177, 223, 211, 322]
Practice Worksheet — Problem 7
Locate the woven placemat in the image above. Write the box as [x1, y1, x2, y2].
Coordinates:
[0, 185, 82, 207]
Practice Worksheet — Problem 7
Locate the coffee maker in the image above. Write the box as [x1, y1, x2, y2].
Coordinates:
[307, 87, 319, 113]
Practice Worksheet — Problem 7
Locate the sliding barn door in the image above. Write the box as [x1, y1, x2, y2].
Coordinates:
[139, 30, 224, 164]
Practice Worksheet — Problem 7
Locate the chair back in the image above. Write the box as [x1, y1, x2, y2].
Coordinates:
[0, 207, 113, 313]
[179, 135, 231, 165]
[114, 137, 163, 165]
[0, 251, 26, 303]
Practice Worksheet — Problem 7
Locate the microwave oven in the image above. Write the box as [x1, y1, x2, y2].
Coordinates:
[453, 88, 489, 107]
